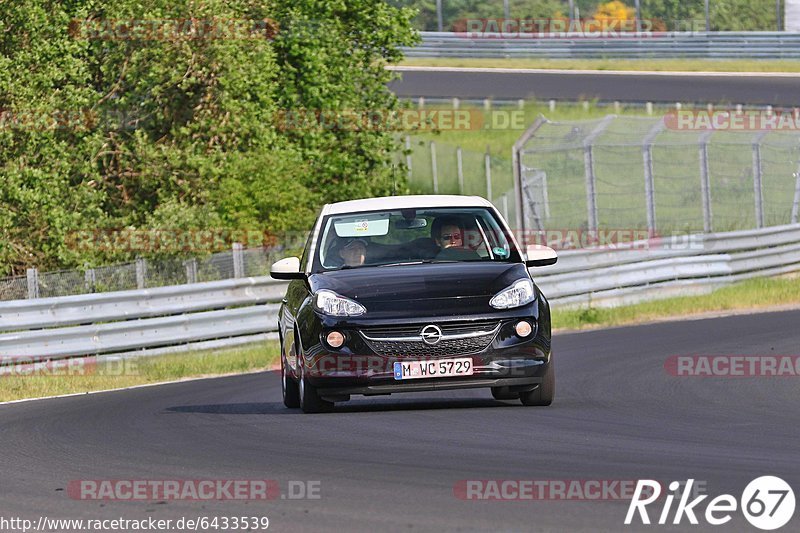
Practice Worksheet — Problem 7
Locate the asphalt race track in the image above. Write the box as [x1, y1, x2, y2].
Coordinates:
[1, 309, 798, 532]
[388, 67, 800, 106]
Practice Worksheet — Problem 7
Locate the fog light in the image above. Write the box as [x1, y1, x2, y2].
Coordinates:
[326, 331, 345, 348]
[515, 321, 532, 337]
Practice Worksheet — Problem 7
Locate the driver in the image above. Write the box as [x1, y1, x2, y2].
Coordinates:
[432, 217, 479, 260]
[339, 238, 367, 267]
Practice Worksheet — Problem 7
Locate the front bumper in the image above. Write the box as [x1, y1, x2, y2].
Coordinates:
[301, 315, 552, 397]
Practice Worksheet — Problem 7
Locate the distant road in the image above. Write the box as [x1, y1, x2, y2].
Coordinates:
[388, 66, 800, 105]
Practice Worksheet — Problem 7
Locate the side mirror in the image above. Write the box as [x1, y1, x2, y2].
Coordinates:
[270, 257, 305, 280]
[525, 245, 558, 267]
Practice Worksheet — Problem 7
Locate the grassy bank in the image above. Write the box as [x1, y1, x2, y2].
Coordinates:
[553, 276, 800, 331]
[399, 58, 800, 73]
[0, 341, 281, 403]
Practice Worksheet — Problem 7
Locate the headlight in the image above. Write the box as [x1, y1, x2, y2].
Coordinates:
[315, 290, 366, 316]
[490, 279, 535, 309]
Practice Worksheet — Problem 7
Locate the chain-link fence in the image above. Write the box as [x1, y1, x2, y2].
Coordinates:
[400, 136, 520, 226]
[517, 114, 800, 236]
[1, 245, 294, 302]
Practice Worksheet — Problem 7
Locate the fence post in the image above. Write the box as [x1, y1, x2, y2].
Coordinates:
[233, 243, 245, 279]
[541, 172, 550, 220]
[430, 141, 439, 194]
[642, 120, 665, 235]
[752, 132, 767, 229]
[184, 259, 198, 284]
[699, 131, 714, 233]
[502, 194, 509, 221]
[135, 258, 147, 289]
[26, 268, 39, 299]
[792, 166, 800, 224]
[456, 146, 464, 194]
[84, 268, 96, 293]
[405, 136, 412, 180]
[512, 116, 548, 239]
[583, 115, 615, 233]
[484, 146, 492, 201]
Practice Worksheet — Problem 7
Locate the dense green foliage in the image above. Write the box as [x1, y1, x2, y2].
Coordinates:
[394, 0, 781, 32]
[0, 0, 417, 274]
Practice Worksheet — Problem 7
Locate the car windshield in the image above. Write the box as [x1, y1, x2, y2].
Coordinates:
[314, 207, 519, 271]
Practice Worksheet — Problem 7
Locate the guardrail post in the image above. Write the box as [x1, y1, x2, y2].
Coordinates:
[404, 136, 412, 180]
[456, 146, 464, 194]
[135, 258, 147, 289]
[184, 259, 198, 284]
[699, 131, 714, 233]
[752, 132, 767, 229]
[26, 268, 39, 299]
[233, 243, 245, 279]
[84, 268, 96, 293]
[484, 146, 492, 201]
[430, 141, 439, 193]
[792, 167, 800, 224]
[642, 120, 665, 235]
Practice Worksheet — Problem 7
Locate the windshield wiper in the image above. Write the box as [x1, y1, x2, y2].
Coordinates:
[377, 259, 459, 267]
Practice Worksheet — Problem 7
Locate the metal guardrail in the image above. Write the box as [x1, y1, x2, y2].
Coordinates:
[534, 224, 800, 307]
[0, 277, 285, 332]
[0, 224, 798, 361]
[404, 31, 800, 59]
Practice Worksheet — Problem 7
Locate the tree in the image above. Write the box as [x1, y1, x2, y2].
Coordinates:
[0, 0, 417, 274]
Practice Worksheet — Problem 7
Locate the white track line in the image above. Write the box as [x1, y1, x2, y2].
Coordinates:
[388, 65, 800, 78]
[0, 367, 278, 407]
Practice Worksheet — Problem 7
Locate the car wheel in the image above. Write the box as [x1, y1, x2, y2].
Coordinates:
[519, 361, 555, 406]
[281, 351, 300, 409]
[491, 387, 519, 401]
[298, 359, 333, 414]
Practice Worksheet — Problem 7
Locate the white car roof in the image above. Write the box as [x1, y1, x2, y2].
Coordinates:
[322, 195, 494, 216]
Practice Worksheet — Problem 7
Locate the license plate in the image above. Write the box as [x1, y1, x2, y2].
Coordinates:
[393, 358, 473, 380]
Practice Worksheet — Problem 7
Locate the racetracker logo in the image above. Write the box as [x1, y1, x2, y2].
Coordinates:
[454, 480, 661, 501]
[67, 479, 321, 500]
[452, 18, 705, 39]
[0, 356, 139, 378]
[625, 477, 795, 530]
[664, 355, 800, 377]
[664, 110, 800, 131]
[273, 108, 526, 132]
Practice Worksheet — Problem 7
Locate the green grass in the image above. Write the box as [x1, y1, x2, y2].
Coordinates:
[399, 57, 800, 73]
[0, 341, 280, 403]
[552, 276, 800, 331]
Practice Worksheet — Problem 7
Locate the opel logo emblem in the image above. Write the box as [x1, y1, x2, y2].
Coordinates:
[420, 325, 442, 345]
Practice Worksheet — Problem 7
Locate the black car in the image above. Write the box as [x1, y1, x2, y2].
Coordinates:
[271, 195, 558, 413]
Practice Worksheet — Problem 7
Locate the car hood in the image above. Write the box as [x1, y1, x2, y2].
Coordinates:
[309, 262, 531, 316]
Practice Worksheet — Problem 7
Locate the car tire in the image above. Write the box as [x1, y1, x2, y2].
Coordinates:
[281, 352, 300, 409]
[519, 361, 555, 406]
[298, 359, 334, 414]
[491, 387, 519, 401]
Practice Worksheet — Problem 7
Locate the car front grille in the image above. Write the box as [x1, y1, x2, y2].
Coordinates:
[359, 321, 501, 358]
